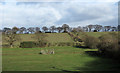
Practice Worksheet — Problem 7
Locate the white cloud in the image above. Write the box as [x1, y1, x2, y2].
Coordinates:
[0, 0, 118, 29]
[2, 0, 120, 2]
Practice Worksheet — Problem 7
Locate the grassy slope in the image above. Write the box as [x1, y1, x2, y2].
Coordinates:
[2, 46, 120, 71]
[77, 32, 118, 38]
[3, 32, 115, 45]
[2, 33, 74, 46]
[77, 32, 108, 38]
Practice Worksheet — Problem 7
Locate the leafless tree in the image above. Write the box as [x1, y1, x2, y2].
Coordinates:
[12, 27, 19, 34]
[77, 26, 83, 32]
[87, 25, 93, 32]
[62, 24, 69, 32]
[19, 27, 26, 34]
[104, 26, 111, 32]
[56, 27, 63, 33]
[49, 26, 56, 33]
[68, 27, 73, 32]
[3, 27, 11, 34]
[27, 27, 35, 34]
[35, 27, 40, 33]
[4, 30, 21, 48]
[82, 27, 88, 32]
[111, 27, 117, 31]
[34, 32, 47, 47]
[42, 26, 48, 32]
[71, 28, 78, 33]
[93, 25, 102, 32]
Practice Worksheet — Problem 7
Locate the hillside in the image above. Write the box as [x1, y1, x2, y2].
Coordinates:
[2, 33, 74, 47]
[77, 32, 118, 38]
[2, 32, 118, 47]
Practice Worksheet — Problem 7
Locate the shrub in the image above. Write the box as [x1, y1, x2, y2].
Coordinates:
[73, 42, 82, 47]
[82, 35, 99, 49]
[57, 42, 73, 46]
[58, 42, 66, 46]
[20, 41, 38, 48]
[98, 33, 119, 59]
[66, 42, 74, 46]
[34, 33, 47, 47]
[46, 43, 51, 47]
[2, 44, 10, 48]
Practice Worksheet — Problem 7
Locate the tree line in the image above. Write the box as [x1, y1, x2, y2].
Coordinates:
[1, 24, 120, 34]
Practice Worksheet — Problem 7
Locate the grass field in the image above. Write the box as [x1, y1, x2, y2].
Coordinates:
[2, 32, 119, 72]
[3, 32, 116, 46]
[77, 32, 107, 38]
[2, 33, 74, 46]
[2, 46, 120, 72]
[77, 32, 118, 38]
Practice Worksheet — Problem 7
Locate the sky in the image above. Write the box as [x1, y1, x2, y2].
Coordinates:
[0, 0, 119, 29]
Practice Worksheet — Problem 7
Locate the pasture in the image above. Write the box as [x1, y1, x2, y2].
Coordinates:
[2, 32, 111, 47]
[2, 46, 120, 71]
[2, 32, 120, 72]
[2, 33, 74, 47]
[77, 32, 116, 38]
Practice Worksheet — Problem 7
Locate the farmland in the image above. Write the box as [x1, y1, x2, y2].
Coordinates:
[2, 32, 113, 46]
[2, 46, 120, 71]
[2, 32, 120, 72]
[2, 33, 74, 47]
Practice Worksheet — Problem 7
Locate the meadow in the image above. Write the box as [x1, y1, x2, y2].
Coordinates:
[2, 32, 111, 47]
[2, 32, 120, 72]
[2, 46, 120, 72]
[2, 33, 74, 47]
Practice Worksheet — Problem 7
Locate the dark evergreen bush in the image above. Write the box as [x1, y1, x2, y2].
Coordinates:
[20, 41, 38, 48]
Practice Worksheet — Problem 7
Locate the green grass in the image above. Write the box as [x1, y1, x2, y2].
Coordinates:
[77, 32, 118, 38]
[78, 32, 107, 38]
[2, 33, 74, 46]
[3, 32, 116, 46]
[2, 46, 120, 71]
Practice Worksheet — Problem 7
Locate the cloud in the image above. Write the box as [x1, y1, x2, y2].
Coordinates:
[1, 0, 119, 2]
[0, 0, 118, 29]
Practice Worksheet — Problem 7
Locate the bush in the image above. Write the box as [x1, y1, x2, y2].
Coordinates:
[58, 42, 66, 46]
[66, 42, 74, 46]
[82, 35, 99, 49]
[20, 41, 38, 48]
[2, 44, 10, 48]
[98, 33, 119, 59]
[57, 42, 73, 46]
[73, 42, 82, 47]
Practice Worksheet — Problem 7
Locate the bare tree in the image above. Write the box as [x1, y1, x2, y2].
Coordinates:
[93, 25, 102, 32]
[111, 27, 117, 31]
[77, 26, 83, 32]
[42, 26, 48, 32]
[82, 27, 88, 32]
[71, 28, 78, 34]
[87, 25, 93, 32]
[56, 27, 63, 33]
[3, 27, 11, 34]
[49, 26, 56, 33]
[4, 30, 21, 48]
[34, 32, 47, 47]
[12, 27, 19, 34]
[104, 26, 111, 32]
[27, 27, 35, 34]
[62, 24, 69, 32]
[68, 27, 73, 32]
[35, 27, 40, 33]
[19, 27, 26, 34]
